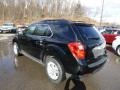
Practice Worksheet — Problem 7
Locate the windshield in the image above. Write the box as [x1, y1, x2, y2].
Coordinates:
[3, 23, 14, 26]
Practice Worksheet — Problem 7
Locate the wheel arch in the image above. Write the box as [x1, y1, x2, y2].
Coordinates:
[42, 44, 67, 70]
[12, 37, 21, 51]
[42, 44, 80, 75]
[12, 37, 18, 44]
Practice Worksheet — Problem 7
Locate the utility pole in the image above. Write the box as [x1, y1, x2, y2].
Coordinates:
[3, 0, 6, 22]
[3, 5, 5, 22]
[100, 0, 104, 26]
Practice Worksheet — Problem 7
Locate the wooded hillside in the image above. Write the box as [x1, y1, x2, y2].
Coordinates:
[0, 0, 98, 24]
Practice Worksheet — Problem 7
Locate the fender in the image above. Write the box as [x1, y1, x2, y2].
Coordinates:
[42, 44, 80, 74]
[43, 44, 68, 72]
[44, 44, 67, 60]
[12, 36, 21, 50]
[12, 36, 18, 44]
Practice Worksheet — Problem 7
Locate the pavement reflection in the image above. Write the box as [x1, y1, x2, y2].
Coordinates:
[0, 37, 120, 90]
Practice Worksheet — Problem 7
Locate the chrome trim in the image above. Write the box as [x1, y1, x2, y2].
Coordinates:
[88, 58, 107, 68]
[21, 50, 44, 66]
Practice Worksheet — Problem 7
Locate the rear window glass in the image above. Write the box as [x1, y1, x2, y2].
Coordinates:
[72, 24, 105, 45]
[73, 25, 101, 40]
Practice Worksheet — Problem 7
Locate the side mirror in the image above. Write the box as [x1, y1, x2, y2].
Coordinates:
[18, 28, 27, 35]
[18, 31, 23, 35]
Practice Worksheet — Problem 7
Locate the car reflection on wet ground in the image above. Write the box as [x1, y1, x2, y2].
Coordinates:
[0, 36, 120, 90]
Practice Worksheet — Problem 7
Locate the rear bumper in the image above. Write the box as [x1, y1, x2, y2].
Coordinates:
[77, 55, 107, 75]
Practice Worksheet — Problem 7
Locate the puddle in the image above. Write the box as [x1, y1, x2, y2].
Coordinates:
[115, 58, 120, 64]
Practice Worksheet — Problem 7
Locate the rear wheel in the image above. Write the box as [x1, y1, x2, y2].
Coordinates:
[45, 55, 65, 84]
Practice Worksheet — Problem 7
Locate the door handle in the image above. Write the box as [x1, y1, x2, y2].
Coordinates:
[36, 40, 43, 45]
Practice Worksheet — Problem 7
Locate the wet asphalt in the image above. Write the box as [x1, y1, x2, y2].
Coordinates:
[0, 34, 120, 90]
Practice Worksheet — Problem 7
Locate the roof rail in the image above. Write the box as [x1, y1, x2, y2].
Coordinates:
[72, 20, 85, 23]
[39, 19, 70, 24]
[42, 19, 68, 22]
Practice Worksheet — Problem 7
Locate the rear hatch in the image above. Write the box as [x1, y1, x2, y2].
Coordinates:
[72, 23, 106, 64]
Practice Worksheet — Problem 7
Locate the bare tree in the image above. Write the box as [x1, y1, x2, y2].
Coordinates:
[0, 0, 85, 23]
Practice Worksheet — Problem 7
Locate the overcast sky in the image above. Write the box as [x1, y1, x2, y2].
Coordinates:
[79, 0, 120, 24]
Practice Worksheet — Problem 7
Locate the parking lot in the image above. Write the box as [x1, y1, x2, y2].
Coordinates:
[0, 34, 120, 90]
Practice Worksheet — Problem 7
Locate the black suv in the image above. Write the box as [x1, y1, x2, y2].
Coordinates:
[13, 19, 107, 84]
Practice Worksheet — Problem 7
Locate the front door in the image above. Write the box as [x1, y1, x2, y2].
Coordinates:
[18, 24, 36, 54]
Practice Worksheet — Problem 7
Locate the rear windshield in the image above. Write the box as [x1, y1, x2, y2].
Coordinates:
[73, 24, 104, 45]
[80, 26, 99, 38]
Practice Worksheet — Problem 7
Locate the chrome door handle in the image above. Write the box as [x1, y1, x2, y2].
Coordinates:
[36, 40, 43, 45]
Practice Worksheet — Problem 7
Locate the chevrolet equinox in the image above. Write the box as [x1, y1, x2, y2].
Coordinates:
[12, 19, 107, 84]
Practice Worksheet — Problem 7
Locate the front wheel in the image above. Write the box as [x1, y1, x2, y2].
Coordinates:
[45, 55, 66, 84]
[13, 42, 21, 56]
[116, 46, 120, 56]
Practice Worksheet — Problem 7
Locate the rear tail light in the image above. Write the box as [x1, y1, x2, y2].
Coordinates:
[68, 42, 85, 60]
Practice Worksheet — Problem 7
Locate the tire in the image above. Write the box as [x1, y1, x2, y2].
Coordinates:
[44, 55, 66, 84]
[13, 42, 21, 56]
[116, 46, 120, 56]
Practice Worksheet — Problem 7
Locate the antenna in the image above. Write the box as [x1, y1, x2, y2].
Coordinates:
[100, 0, 104, 26]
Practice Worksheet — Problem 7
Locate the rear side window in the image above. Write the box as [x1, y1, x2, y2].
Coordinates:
[51, 24, 75, 41]
[33, 24, 52, 37]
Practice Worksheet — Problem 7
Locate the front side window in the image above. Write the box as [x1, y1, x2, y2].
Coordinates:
[33, 24, 52, 37]
[25, 25, 36, 35]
